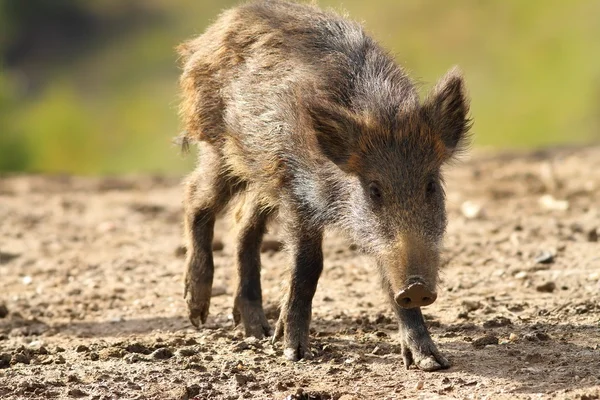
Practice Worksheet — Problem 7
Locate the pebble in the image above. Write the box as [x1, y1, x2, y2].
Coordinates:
[0, 304, 8, 318]
[261, 239, 283, 253]
[12, 351, 32, 365]
[151, 347, 173, 360]
[75, 345, 89, 353]
[460, 201, 484, 219]
[536, 282, 556, 293]
[176, 347, 197, 358]
[233, 341, 250, 352]
[514, 271, 528, 280]
[415, 380, 424, 390]
[509, 333, 519, 342]
[212, 239, 224, 252]
[588, 228, 598, 242]
[371, 344, 391, 356]
[462, 300, 482, 312]
[524, 352, 543, 363]
[67, 388, 87, 398]
[234, 373, 251, 386]
[0, 353, 11, 368]
[55, 354, 66, 364]
[534, 251, 554, 264]
[174, 245, 187, 258]
[524, 332, 550, 342]
[538, 194, 569, 211]
[124, 353, 146, 363]
[125, 342, 151, 354]
[472, 335, 499, 348]
[483, 316, 512, 328]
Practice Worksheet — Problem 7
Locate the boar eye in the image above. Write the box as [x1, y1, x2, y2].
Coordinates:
[426, 180, 437, 196]
[369, 181, 383, 202]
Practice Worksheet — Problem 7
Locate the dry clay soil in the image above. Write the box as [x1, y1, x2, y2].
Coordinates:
[1, 147, 599, 400]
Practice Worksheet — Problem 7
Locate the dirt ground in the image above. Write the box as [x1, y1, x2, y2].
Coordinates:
[1, 147, 599, 400]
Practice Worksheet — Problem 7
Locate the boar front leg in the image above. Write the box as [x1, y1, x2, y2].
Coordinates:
[273, 226, 324, 361]
[389, 286, 450, 371]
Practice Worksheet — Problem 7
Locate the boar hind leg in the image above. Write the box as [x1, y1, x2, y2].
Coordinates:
[232, 196, 273, 338]
[386, 284, 450, 371]
[183, 145, 239, 327]
[273, 226, 324, 361]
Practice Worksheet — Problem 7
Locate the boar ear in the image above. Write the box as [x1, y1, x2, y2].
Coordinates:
[424, 67, 471, 158]
[308, 101, 360, 168]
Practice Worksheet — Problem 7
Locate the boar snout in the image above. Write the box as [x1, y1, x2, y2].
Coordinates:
[394, 279, 437, 308]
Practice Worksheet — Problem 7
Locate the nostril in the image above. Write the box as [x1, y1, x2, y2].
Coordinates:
[398, 297, 412, 306]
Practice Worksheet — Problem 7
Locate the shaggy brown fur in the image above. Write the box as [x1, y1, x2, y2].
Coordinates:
[177, 0, 471, 371]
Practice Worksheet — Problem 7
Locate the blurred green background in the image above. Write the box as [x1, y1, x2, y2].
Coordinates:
[1, 0, 599, 174]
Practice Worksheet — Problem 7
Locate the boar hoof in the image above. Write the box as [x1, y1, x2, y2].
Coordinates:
[401, 338, 450, 371]
[184, 282, 212, 327]
[188, 301, 210, 327]
[283, 345, 314, 361]
[232, 299, 272, 338]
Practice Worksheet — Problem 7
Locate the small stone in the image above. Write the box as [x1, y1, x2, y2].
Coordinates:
[0, 304, 8, 318]
[212, 239, 224, 252]
[535, 332, 550, 341]
[176, 347, 197, 358]
[539, 194, 569, 211]
[99, 347, 123, 359]
[371, 344, 391, 356]
[36, 346, 49, 355]
[462, 300, 481, 312]
[151, 347, 173, 360]
[509, 333, 519, 342]
[460, 201, 484, 219]
[54, 354, 66, 364]
[261, 239, 283, 253]
[534, 251, 554, 265]
[125, 342, 150, 354]
[211, 286, 227, 297]
[12, 351, 31, 365]
[233, 341, 250, 352]
[124, 353, 146, 363]
[55, 346, 65, 353]
[588, 228, 598, 242]
[75, 345, 89, 353]
[415, 380, 424, 390]
[68, 388, 87, 398]
[472, 335, 499, 348]
[0, 353, 11, 368]
[514, 271, 528, 280]
[174, 245, 187, 258]
[89, 352, 99, 361]
[523, 331, 550, 342]
[234, 373, 249, 386]
[536, 282, 556, 293]
[482, 316, 512, 328]
[524, 352, 543, 363]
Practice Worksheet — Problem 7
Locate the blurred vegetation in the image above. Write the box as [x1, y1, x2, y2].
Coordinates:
[1, 0, 599, 174]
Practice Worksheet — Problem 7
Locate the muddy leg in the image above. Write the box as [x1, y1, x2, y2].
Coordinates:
[273, 227, 323, 361]
[232, 197, 273, 338]
[386, 283, 450, 371]
[183, 145, 238, 327]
